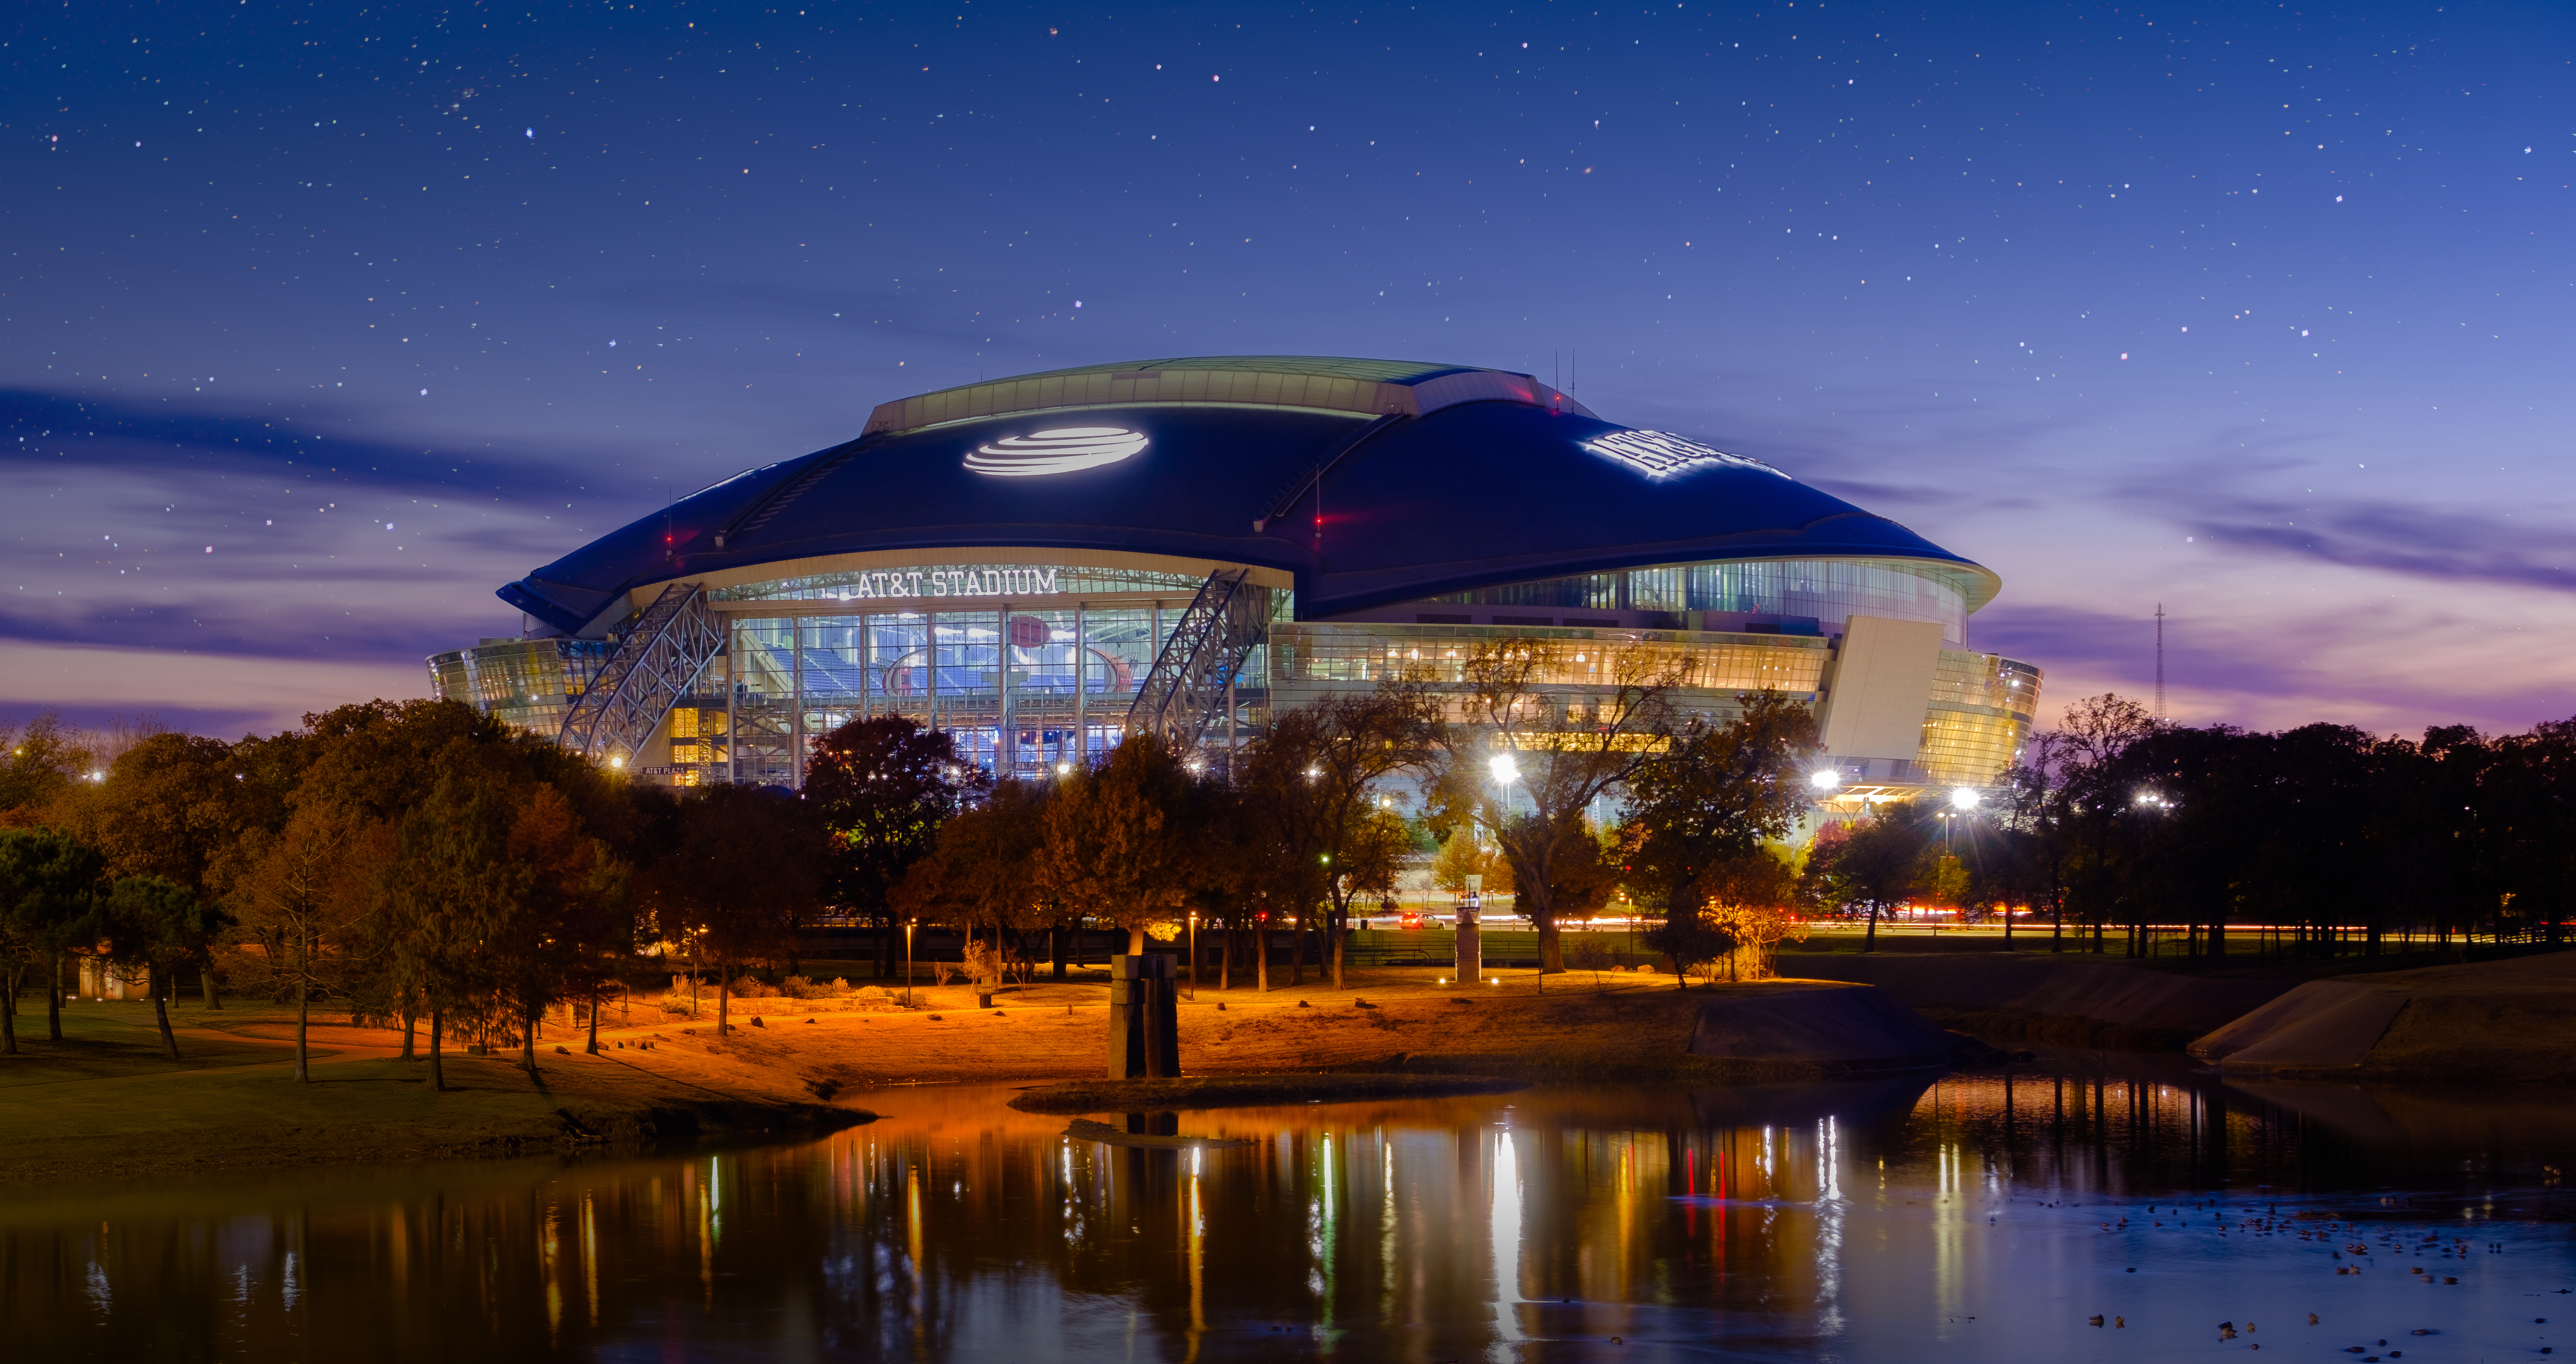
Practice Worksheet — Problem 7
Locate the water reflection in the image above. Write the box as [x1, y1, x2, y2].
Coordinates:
[6, 1053, 2575, 1362]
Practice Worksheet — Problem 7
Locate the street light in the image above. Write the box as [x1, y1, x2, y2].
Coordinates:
[1186, 910, 1198, 1001]
[1809, 769, 1842, 791]
[904, 918, 917, 1008]
[1949, 786, 1980, 811]
[1489, 752, 1519, 786]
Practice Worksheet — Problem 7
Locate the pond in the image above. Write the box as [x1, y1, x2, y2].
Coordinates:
[6, 1052, 2574, 1362]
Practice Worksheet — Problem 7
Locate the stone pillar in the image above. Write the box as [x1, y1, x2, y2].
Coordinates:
[1108, 954, 1181, 1079]
[1455, 889, 1482, 985]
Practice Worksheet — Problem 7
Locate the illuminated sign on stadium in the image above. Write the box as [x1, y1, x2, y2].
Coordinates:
[821, 566, 1064, 601]
[1584, 429, 1790, 481]
[964, 427, 1148, 477]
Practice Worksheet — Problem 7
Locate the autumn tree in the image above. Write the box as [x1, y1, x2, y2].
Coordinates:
[1640, 898, 1737, 988]
[497, 782, 629, 1068]
[233, 803, 370, 1081]
[1429, 825, 1509, 902]
[1698, 850, 1806, 981]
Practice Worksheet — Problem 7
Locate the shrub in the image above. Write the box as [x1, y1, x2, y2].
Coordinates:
[780, 975, 828, 999]
[728, 975, 779, 999]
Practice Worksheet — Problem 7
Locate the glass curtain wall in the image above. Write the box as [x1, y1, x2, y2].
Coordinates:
[1426, 559, 1971, 642]
[720, 595, 1223, 789]
[729, 618, 799, 787]
[425, 639, 610, 734]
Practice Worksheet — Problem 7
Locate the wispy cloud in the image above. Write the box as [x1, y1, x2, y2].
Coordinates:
[2, 386, 605, 667]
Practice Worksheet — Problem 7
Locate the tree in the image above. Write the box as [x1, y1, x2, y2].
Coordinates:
[48, 730, 253, 1011]
[1233, 691, 1436, 987]
[0, 827, 103, 1051]
[380, 773, 522, 1091]
[1622, 691, 1821, 922]
[1641, 901, 1738, 988]
[62, 733, 242, 896]
[1699, 849, 1807, 981]
[100, 874, 232, 1060]
[232, 804, 370, 1081]
[1429, 825, 1509, 901]
[1424, 639, 1681, 973]
[2048, 694, 2160, 952]
[0, 713, 92, 818]
[1544, 822, 1623, 929]
[643, 783, 823, 1037]
[890, 778, 1053, 990]
[496, 782, 629, 1071]
[1038, 733, 1201, 957]
[1812, 803, 1930, 951]
[805, 716, 986, 978]
[1332, 807, 1415, 929]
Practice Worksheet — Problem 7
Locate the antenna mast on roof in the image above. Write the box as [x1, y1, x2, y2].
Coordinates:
[2154, 603, 2166, 722]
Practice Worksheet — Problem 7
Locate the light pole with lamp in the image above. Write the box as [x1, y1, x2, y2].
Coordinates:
[904, 918, 917, 1008]
[1475, 751, 1517, 988]
[1186, 910, 1198, 1001]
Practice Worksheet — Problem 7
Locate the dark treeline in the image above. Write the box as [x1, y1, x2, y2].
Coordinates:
[7, 669, 2568, 1058]
[1832, 694, 2576, 959]
[0, 701, 828, 1075]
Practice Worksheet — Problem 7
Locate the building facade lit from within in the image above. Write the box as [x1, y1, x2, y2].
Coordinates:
[429, 356, 2042, 808]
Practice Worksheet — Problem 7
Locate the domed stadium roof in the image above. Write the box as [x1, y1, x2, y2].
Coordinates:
[498, 355, 1996, 636]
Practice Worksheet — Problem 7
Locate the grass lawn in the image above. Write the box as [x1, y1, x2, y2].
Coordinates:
[0, 996, 853, 1185]
[0, 1000, 322, 1086]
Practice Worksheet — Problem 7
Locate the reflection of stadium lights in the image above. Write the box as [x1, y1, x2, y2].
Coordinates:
[1809, 769, 1842, 790]
[1950, 786, 1980, 810]
[964, 427, 1147, 477]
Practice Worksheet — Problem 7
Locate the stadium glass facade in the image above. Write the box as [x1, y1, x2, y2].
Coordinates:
[692, 564, 1283, 787]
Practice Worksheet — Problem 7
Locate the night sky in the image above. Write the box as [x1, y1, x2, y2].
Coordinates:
[5, 1, 2570, 740]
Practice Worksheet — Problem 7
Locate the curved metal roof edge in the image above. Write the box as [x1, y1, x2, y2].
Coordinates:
[862, 356, 1594, 435]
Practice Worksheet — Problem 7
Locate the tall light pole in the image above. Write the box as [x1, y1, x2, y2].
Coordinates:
[904, 918, 917, 1008]
[1489, 749, 1519, 945]
[1186, 910, 1198, 1001]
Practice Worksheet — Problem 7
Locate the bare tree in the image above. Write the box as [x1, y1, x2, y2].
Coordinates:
[1235, 691, 1436, 988]
[1424, 639, 1680, 974]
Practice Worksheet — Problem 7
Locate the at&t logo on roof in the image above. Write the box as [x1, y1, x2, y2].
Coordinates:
[963, 427, 1148, 477]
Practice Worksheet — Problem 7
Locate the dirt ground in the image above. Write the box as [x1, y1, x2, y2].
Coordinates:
[0, 964, 1727, 1183]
